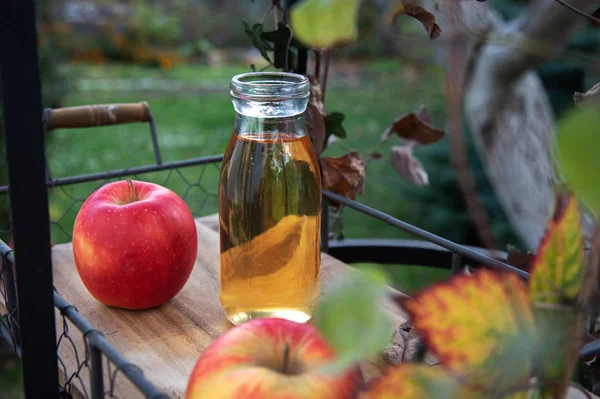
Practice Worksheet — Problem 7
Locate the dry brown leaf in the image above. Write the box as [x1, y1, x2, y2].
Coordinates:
[506, 245, 535, 273]
[390, 3, 442, 40]
[574, 82, 600, 107]
[305, 75, 327, 156]
[390, 146, 429, 186]
[381, 106, 445, 145]
[320, 150, 365, 208]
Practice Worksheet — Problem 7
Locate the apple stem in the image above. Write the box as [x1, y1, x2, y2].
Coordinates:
[126, 178, 138, 203]
[282, 343, 290, 375]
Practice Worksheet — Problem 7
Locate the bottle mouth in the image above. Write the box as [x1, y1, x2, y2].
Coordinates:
[230, 72, 310, 101]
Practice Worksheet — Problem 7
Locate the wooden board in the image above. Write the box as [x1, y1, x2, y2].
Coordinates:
[46, 215, 408, 398]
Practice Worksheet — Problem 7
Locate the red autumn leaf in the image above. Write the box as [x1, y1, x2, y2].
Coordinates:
[381, 106, 445, 145]
[506, 245, 535, 273]
[305, 75, 327, 156]
[390, 145, 429, 186]
[574, 82, 600, 107]
[400, 269, 536, 393]
[320, 150, 365, 208]
[389, 3, 442, 40]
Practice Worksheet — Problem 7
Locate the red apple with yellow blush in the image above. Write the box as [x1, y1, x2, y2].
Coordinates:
[185, 318, 364, 399]
[73, 179, 197, 310]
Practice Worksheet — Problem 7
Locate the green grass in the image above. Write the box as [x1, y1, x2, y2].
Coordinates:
[45, 60, 449, 290]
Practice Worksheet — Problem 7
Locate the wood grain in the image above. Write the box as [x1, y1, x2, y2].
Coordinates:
[11, 216, 408, 398]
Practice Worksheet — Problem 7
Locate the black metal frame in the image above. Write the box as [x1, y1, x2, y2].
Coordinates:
[1, 0, 600, 397]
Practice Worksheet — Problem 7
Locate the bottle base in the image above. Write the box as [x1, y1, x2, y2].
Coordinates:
[224, 308, 312, 325]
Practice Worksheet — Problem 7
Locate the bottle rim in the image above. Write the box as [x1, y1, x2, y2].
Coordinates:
[230, 72, 310, 101]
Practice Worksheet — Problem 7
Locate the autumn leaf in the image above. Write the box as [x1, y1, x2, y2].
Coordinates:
[530, 195, 585, 304]
[381, 106, 445, 145]
[363, 364, 472, 399]
[320, 151, 365, 208]
[506, 245, 536, 273]
[529, 195, 586, 395]
[574, 82, 600, 107]
[305, 75, 327, 156]
[400, 269, 536, 393]
[390, 145, 429, 186]
[389, 3, 442, 40]
[290, 0, 361, 49]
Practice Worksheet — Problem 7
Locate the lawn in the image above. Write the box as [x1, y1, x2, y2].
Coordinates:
[43, 60, 450, 292]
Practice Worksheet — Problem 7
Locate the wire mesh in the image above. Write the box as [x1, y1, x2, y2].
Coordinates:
[0, 155, 223, 398]
[46, 161, 221, 243]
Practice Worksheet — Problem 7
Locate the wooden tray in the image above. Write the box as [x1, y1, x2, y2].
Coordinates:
[42, 215, 408, 398]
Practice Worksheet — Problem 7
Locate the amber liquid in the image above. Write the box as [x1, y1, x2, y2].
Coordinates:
[219, 132, 321, 325]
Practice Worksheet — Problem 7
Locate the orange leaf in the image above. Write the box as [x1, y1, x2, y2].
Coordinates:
[363, 364, 472, 399]
[320, 151, 365, 208]
[389, 3, 442, 40]
[506, 245, 536, 273]
[401, 269, 536, 393]
[530, 195, 585, 304]
[381, 106, 445, 145]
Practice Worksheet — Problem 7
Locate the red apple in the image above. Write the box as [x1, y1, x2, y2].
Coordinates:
[185, 318, 364, 399]
[73, 179, 197, 310]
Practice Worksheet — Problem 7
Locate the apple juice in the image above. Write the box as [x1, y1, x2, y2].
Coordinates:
[219, 132, 321, 325]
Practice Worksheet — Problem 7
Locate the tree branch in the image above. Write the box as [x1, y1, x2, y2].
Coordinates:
[552, 0, 600, 26]
[493, 0, 598, 88]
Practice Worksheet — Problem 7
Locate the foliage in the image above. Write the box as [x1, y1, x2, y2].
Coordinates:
[249, 1, 599, 397]
[555, 106, 600, 215]
[315, 266, 391, 374]
[291, 0, 361, 49]
[317, 193, 588, 398]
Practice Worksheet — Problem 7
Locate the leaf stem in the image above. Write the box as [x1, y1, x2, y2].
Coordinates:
[260, 4, 274, 25]
[322, 50, 331, 101]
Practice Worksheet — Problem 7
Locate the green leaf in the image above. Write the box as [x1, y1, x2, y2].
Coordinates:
[555, 105, 600, 214]
[242, 21, 273, 64]
[325, 112, 347, 139]
[316, 266, 392, 374]
[290, 0, 361, 49]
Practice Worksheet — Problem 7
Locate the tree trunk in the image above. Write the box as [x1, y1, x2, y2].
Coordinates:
[427, 0, 598, 250]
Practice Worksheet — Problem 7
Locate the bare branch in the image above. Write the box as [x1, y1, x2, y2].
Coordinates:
[552, 0, 600, 26]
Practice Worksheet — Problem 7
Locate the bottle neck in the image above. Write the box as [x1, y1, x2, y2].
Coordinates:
[234, 113, 307, 139]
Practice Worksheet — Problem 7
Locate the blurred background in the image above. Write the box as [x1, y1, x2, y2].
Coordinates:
[0, 0, 599, 396]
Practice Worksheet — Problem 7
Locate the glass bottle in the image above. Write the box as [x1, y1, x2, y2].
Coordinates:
[219, 72, 322, 325]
